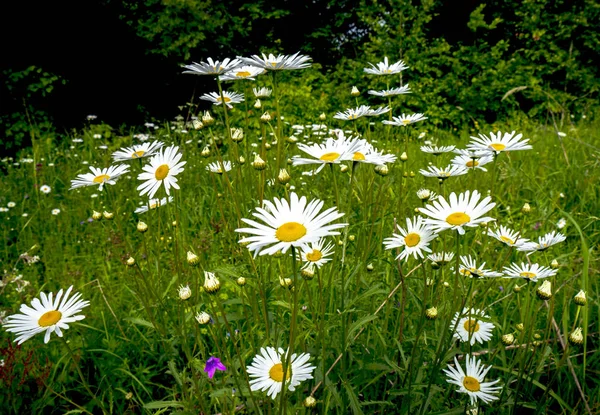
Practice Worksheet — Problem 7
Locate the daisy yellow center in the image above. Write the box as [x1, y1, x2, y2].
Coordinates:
[463, 319, 480, 333]
[520, 271, 536, 279]
[270, 62, 278, 67]
[155, 164, 170, 180]
[268, 363, 291, 382]
[490, 143, 506, 151]
[349, 114, 357, 120]
[320, 152, 340, 162]
[500, 236, 515, 245]
[384, 69, 392, 73]
[446, 212, 471, 226]
[353, 152, 365, 161]
[275, 222, 307, 242]
[216, 96, 232, 103]
[404, 233, 421, 247]
[463, 376, 481, 392]
[466, 160, 479, 167]
[38, 310, 62, 327]
[402, 119, 411, 125]
[93, 174, 110, 183]
[306, 249, 323, 262]
[236, 71, 251, 77]
[150, 203, 158, 209]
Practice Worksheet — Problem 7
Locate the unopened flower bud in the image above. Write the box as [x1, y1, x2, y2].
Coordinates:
[277, 169, 291, 184]
[409, 171, 415, 178]
[231, 128, 244, 143]
[239, 156, 246, 165]
[501, 333, 515, 345]
[279, 276, 293, 288]
[522, 203, 531, 213]
[178, 285, 191, 300]
[196, 311, 211, 325]
[236, 277, 246, 286]
[202, 111, 215, 126]
[172, 220, 177, 227]
[516, 323, 524, 331]
[301, 266, 315, 280]
[551, 259, 559, 269]
[366, 263, 374, 272]
[348, 235, 355, 242]
[126, 257, 135, 267]
[252, 155, 266, 170]
[203, 271, 220, 294]
[400, 152, 408, 162]
[513, 284, 522, 293]
[574, 290, 587, 306]
[254, 99, 262, 109]
[536, 280, 552, 300]
[319, 113, 326, 121]
[92, 211, 102, 220]
[568, 327, 584, 346]
[286, 135, 298, 143]
[201, 146, 211, 157]
[260, 112, 272, 123]
[137, 221, 148, 233]
[418, 189, 431, 201]
[443, 281, 450, 288]
[375, 165, 389, 176]
[351, 86, 360, 96]
[425, 306, 438, 320]
[193, 120, 204, 130]
[430, 261, 440, 270]
[265, 142, 272, 150]
[340, 164, 349, 173]
[187, 251, 199, 266]
[303, 396, 317, 408]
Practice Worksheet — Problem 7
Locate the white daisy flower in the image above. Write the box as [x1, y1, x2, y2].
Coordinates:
[419, 190, 496, 235]
[383, 216, 437, 261]
[51, 209, 61, 215]
[298, 239, 335, 269]
[7, 202, 16, 208]
[137, 145, 186, 199]
[352, 140, 397, 165]
[487, 225, 531, 248]
[239, 52, 312, 71]
[247, 347, 316, 400]
[200, 91, 245, 109]
[219, 65, 265, 81]
[206, 160, 233, 174]
[368, 85, 412, 97]
[451, 308, 495, 345]
[451, 154, 494, 171]
[112, 140, 164, 162]
[235, 192, 347, 256]
[419, 165, 469, 180]
[333, 105, 372, 121]
[134, 196, 174, 214]
[416, 188, 439, 203]
[517, 231, 567, 254]
[459, 255, 502, 278]
[420, 145, 456, 155]
[39, 185, 51, 194]
[467, 131, 532, 154]
[444, 355, 502, 405]
[181, 57, 243, 76]
[502, 262, 557, 282]
[70, 164, 130, 191]
[453, 148, 490, 158]
[3, 286, 89, 345]
[556, 218, 567, 229]
[292, 131, 363, 174]
[366, 106, 391, 117]
[253, 87, 272, 98]
[382, 113, 427, 126]
[363, 57, 408, 75]
[427, 251, 454, 265]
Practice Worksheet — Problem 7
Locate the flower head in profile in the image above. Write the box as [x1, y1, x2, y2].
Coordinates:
[292, 131, 363, 174]
[368, 85, 411, 97]
[204, 356, 227, 379]
[239, 52, 312, 71]
[219, 65, 264, 82]
[235, 192, 347, 256]
[333, 105, 372, 121]
[419, 165, 468, 180]
[182, 57, 242, 76]
[352, 140, 397, 165]
[459, 255, 502, 278]
[200, 91, 245, 109]
[298, 239, 335, 269]
[137, 145, 186, 199]
[467, 131, 532, 154]
[420, 145, 456, 156]
[247, 347, 315, 399]
[112, 140, 164, 162]
[419, 190, 496, 235]
[206, 161, 233, 174]
[383, 113, 427, 126]
[451, 308, 495, 345]
[253, 87, 272, 98]
[3, 286, 89, 344]
[383, 216, 437, 261]
[502, 262, 557, 282]
[364, 57, 408, 75]
[517, 231, 566, 255]
[427, 251, 454, 266]
[70, 164, 130, 191]
[487, 225, 531, 249]
[451, 153, 494, 171]
[135, 196, 174, 214]
[444, 355, 502, 405]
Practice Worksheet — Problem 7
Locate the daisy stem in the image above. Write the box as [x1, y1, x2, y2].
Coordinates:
[270, 71, 285, 173]
[59, 336, 106, 413]
[329, 164, 341, 209]
[490, 152, 498, 200]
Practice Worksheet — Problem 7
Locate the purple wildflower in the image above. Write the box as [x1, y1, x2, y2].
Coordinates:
[204, 356, 226, 379]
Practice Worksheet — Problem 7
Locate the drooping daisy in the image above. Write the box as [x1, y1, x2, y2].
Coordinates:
[451, 308, 495, 345]
[137, 145, 186, 199]
[363, 57, 408, 75]
[366, 106, 391, 117]
[487, 225, 531, 249]
[444, 355, 502, 405]
[235, 192, 347, 256]
[419, 165, 468, 180]
[200, 91, 245, 109]
[3, 286, 89, 345]
[247, 347, 316, 400]
[383, 216, 437, 261]
[333, 105, 372, 121]
[459, 255, 502, 278]
[70, 164, 130, 191]
[112, 140, 164, 162]
[298, 239, 335, 269]
[39, 185, 52, 194]
[181, 57, 243, 76]
[451, 153, 494, 171]
[351, 140, 397, 165]
[467, 131, 532, 154]
[219, 65, 264, 82]
[206, 161, 233, 174]
[419, 190, 496, 235]
[368, 85, 411, 97]
[239, 52, 312, 71]
[502, 262, 557, 282]
[292, 132, 363, 174]
[134, 196, 174, 214]
[383, 113, 427, 126]
[253, 87, 272, 98]
[517, 231, 567, 254]
[427, 251, 454, 266]
[421, 145, 456, 156]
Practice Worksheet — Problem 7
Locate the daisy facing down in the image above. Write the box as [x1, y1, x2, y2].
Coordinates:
[247, 347, 315, 400]
[383, 216, 437, 261]
[419, 190, 496, 235]
[70, 164, 129, 191]
[3, 285, 89, 344]
[235, 192, 347, 256]
[444, 354, 502, 405]
[137, 145, 186, 199]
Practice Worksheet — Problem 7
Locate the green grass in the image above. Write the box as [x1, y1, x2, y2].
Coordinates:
[0, 90, 599, 415]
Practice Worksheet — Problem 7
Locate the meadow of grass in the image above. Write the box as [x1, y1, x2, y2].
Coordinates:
[0, 55, 599, 415]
